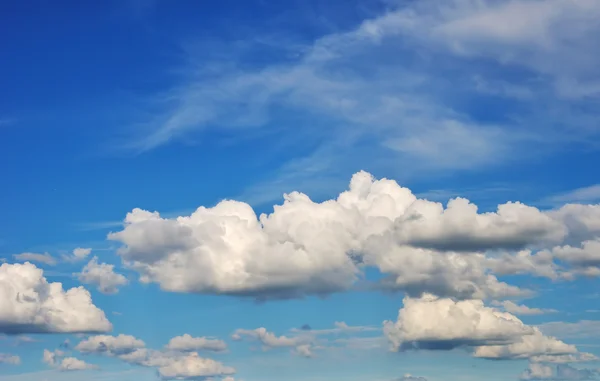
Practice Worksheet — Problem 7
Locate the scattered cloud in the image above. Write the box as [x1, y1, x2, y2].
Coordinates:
[166, 334, 227, 353]
[62, 248, 93, 263]
[0, 353, 20, 365]
[43, 349, 97, 371]
[76, 257, 128, 294]
[74, 334, 234, 380]
[384, 294, 580, 361]
[12, 252, 57, 266]
[0, 262, 111, 334]
[520, 363, 599, 380]
[492, 301, 558, 316]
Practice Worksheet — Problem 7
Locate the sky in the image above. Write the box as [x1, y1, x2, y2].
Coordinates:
[1, 0, 600, 380]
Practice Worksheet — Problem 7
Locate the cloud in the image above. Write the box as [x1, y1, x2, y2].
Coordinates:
[538, 321, 600, 340]
[520, 363, 599, 380]
[542, 185, 600, 206]
[43, 349, 97, 371]
[383, 294, 533, 351]
[232, 327, 313, 358]
[75, 334, 145, 356]
[491, 301, 557, 316]
[384, 295, 580, 361]
[62, 248, 93, 263]
[108, 170, 591, 301]
[156, 352, 235, 380]
[12, 252, 57, 266]
[551, 239, 600, 276]
[396, 375, 427, 381]
[0, 353, 20, 365]
[531, 353, 599, 364]
[166, 334, 227, 353]
[76, 257, 128, 294]
[0, 262, 111, 334]
[74, 334, 235, 380]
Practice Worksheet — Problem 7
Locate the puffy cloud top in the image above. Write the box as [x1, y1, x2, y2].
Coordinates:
[108, 171, 591, 300]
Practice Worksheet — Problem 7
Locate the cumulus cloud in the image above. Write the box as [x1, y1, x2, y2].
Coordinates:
[0, 262, 111, 334]
[384, 295, 580, 361]
[157, 352, 235, 380]
[12, 252, 56, 266]
[166, 334, 227, 352]
[76, 257, 128, 294]
[107, 171, 593, 300]
[43, 349, 97, 371]
[75, 334, 234, 380]
[0, 353, 20, 365]
[75, 334, 145, 356]
[63, 248, 93, 263]
[520, 363, 599, 380]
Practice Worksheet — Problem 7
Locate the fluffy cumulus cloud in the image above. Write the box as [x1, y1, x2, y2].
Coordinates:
[75, 334, 235, 380]
[520, 363, 599, 380]
[157, 352, 235, 380]
[107, 171, 600, 301]
[0, 262, 111, 334]
[0, 353, 20, 365]
[166, 334, 227, 352]
[76, 257, 128, 294]
[384, 295, 580, 362]
[75, 334, 145, 356]
[43, 349, 97, 371]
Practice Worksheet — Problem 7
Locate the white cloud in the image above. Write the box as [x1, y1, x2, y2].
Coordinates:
[166, 334, 227, 352]
[552, 239, 600, 276]
[232, 327, 314, 358]
[520, 363, 599, 380]
[76, 257, 128, 294]
[0, 262, 111, 334]
[383, 294, 533, 351]
[0, 353, 20, 365]
[109, 171, 578, 300]
[473, 329, 577, 360]
[63, 248, 93, 263]
[12, 252, 56, 266]
[531, 353, 599, 364]
[58, 357, 98, 371]
[157, 352, 235, 380]
[384, 295, 580, 361]
[538, 320, 600, 340]
[492, 301, 557, 316]
[397, 375, 427, 381]
[43, 349, 97, 371]
[74, 334, 235, 380]
[75, 334, 145, 356]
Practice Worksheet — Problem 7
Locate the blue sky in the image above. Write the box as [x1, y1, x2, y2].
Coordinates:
[1, 1, 600, 380]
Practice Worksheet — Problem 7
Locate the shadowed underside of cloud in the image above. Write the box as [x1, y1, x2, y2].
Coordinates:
[383, 294, 595, 365]
[108, 171, 600, 301]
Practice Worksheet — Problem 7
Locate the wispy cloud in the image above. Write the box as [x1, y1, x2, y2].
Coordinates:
[121, 0, 600, 202]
